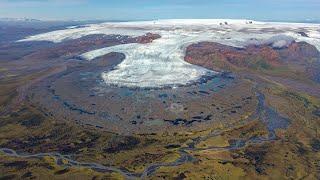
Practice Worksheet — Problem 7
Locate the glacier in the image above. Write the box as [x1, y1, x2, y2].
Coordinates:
[82, 33, 218, 88]
[19, 19, 320, 88]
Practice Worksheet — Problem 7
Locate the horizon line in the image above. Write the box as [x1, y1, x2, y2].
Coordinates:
[1, 17, 320, 24]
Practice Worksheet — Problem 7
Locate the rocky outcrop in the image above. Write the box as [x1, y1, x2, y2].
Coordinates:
[278, 41, 319, 64]
[135, 33, 161, 44]
[22, 33, 161, 62]
[185, 41, 320, 82]
[185, 42, 281, 71]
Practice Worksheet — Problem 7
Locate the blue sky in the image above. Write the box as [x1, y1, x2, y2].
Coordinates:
[1, 0, 320, 22]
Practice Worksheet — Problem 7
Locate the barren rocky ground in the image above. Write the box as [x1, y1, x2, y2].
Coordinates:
[0, 20, 319, 179]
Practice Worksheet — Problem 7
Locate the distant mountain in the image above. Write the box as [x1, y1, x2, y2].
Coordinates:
[0, 18, 41, 22]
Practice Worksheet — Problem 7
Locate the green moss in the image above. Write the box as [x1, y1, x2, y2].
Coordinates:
[248, 56, 273, 71]
[282, 91, 313, 108]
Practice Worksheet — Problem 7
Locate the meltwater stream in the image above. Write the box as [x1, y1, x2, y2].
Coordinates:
[0, 87, 290, 179]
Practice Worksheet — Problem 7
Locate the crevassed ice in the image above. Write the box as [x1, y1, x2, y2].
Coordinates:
[82, 31, 218, 88]
[19, 19, 320, 88]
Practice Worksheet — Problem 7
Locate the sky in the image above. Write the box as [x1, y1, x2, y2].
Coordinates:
[1, 0, 320, 22]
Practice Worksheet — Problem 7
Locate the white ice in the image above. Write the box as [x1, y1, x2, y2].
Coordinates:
[82, 32, 218, 88]
[19, 19, 320, 88]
